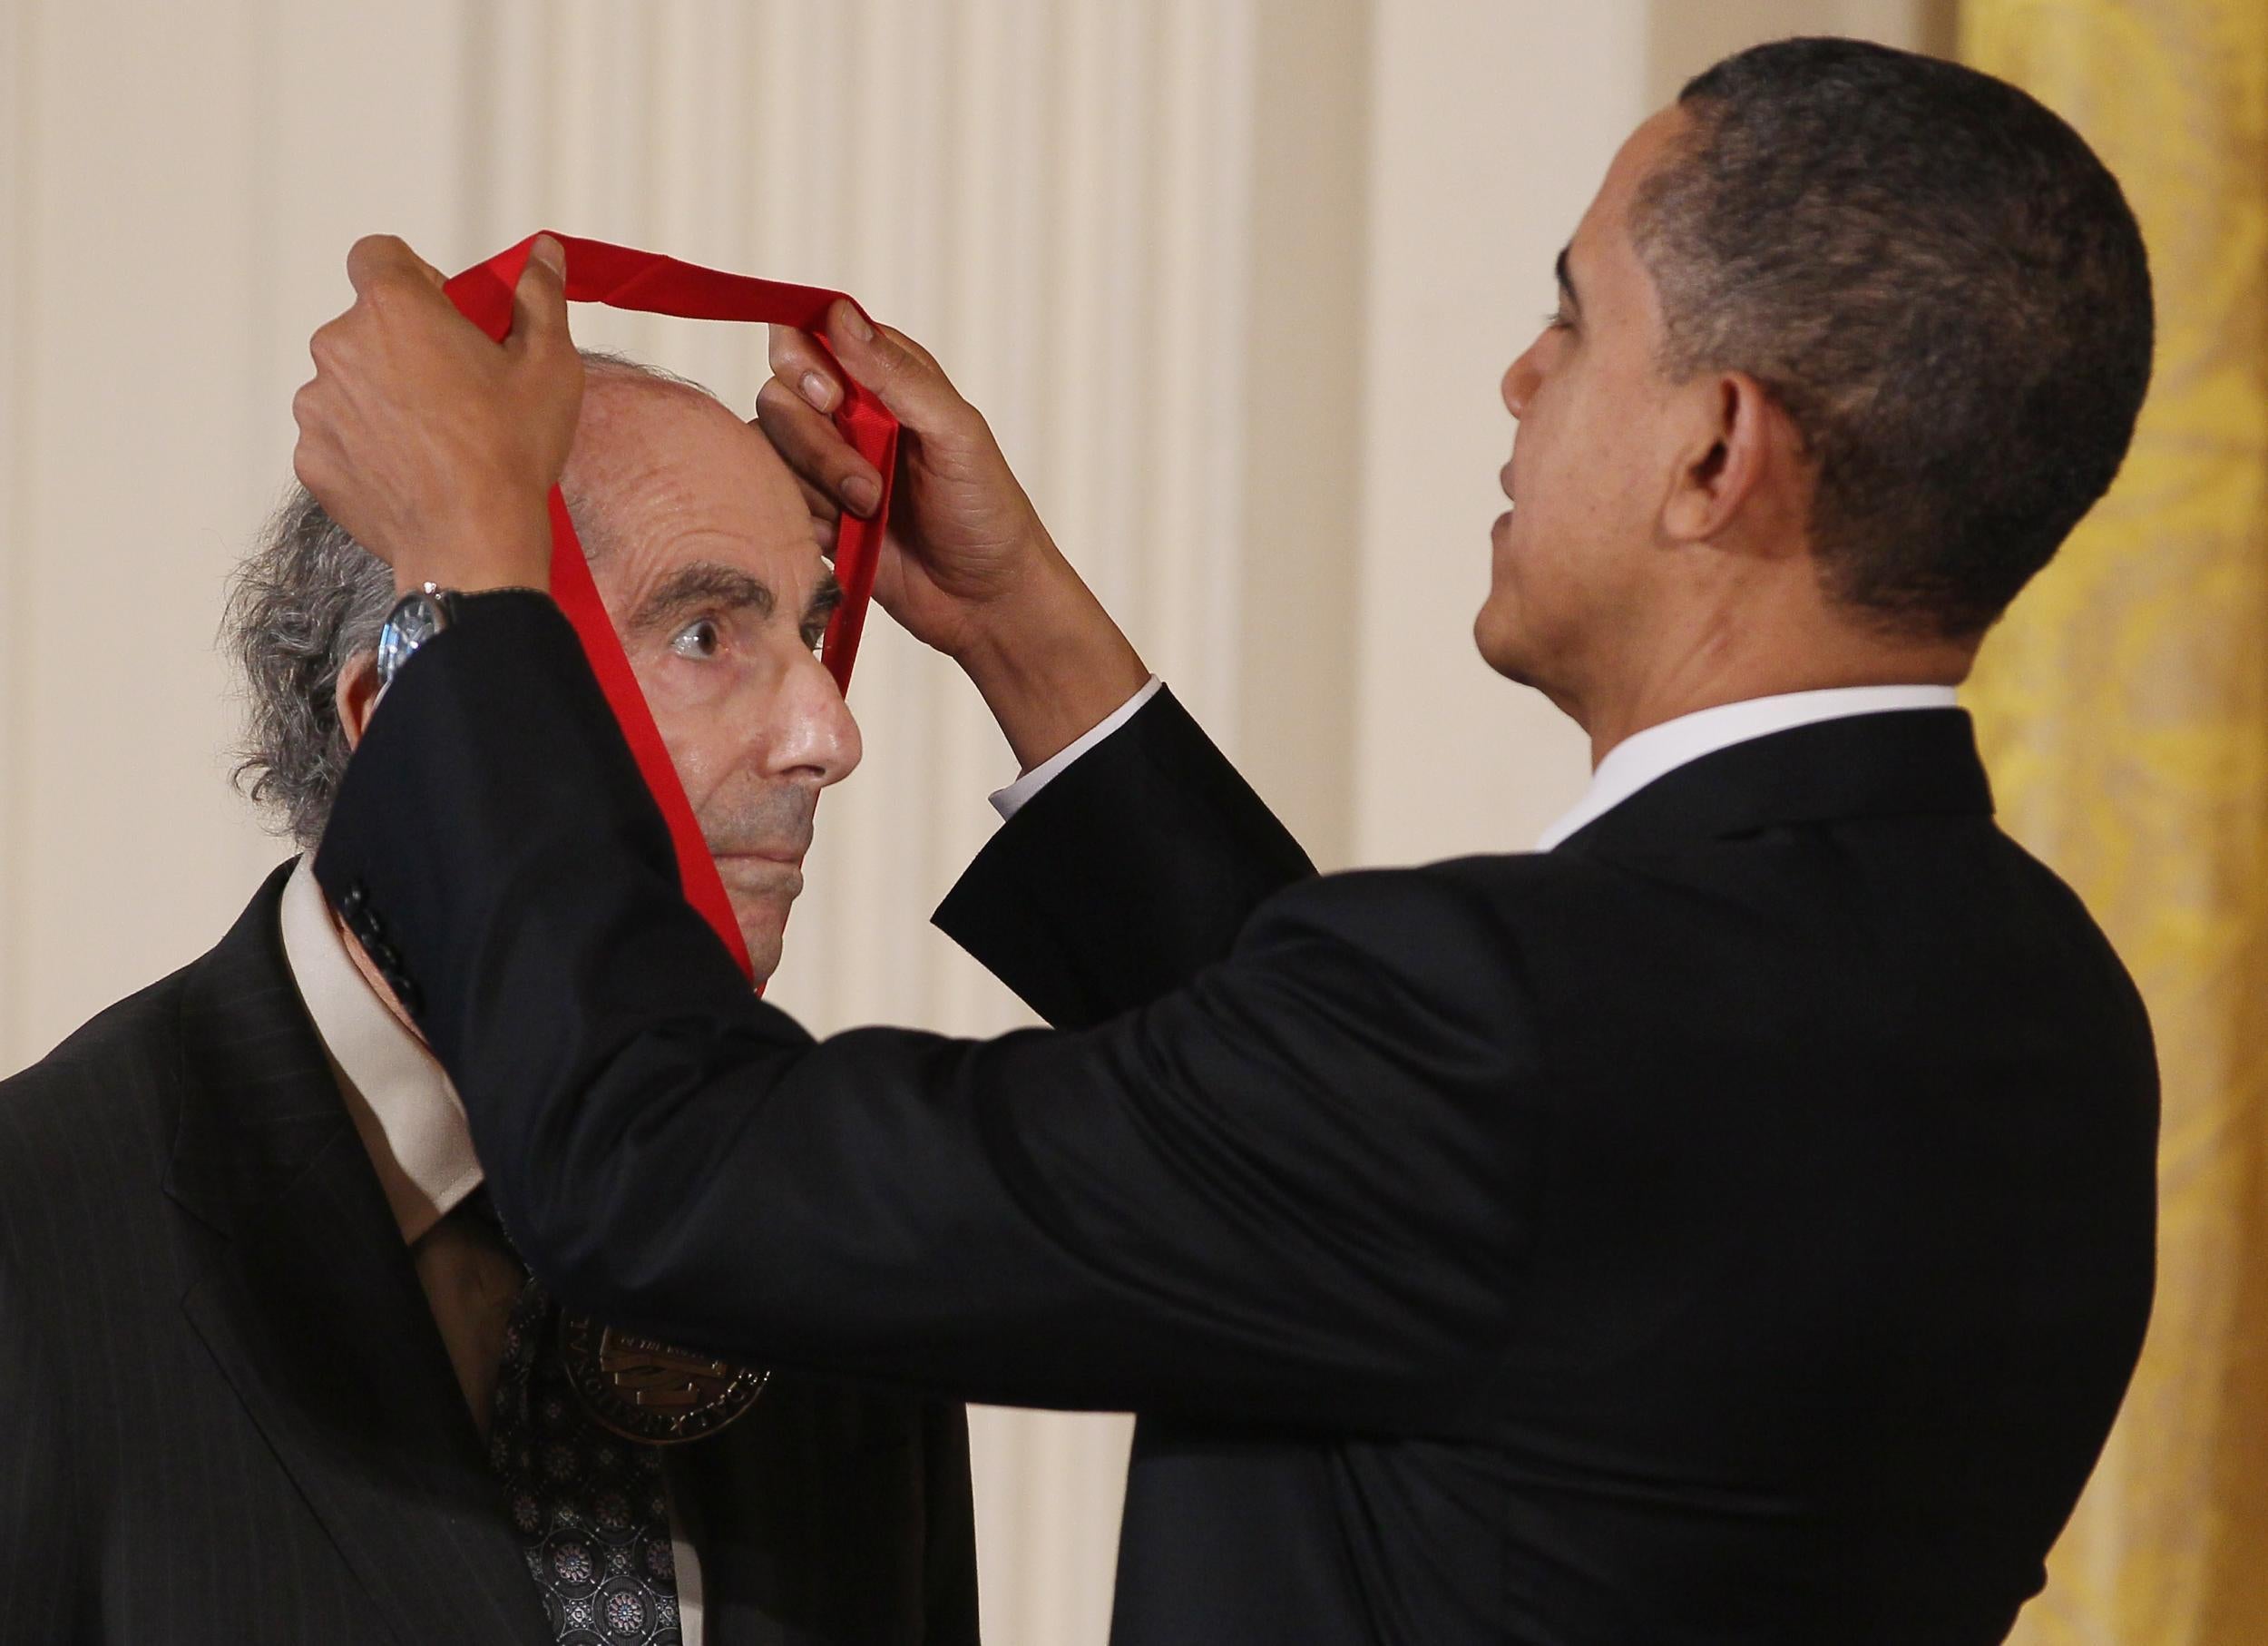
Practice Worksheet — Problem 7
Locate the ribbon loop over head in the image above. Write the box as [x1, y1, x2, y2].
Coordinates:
[443, 231, 898, 981]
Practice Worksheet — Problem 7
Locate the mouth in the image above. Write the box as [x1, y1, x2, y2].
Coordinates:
[1499, 458, 1516, 503]
[735, 847, 806, 866]
[712, 851, 807, 901]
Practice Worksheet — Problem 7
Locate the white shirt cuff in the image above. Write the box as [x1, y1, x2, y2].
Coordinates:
[990, 676, 1164, 820]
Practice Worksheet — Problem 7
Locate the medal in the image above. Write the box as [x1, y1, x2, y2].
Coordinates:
[557, 1310, 769, 1445]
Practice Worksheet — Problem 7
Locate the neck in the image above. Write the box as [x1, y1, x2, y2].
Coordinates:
[1571, 617, 1974, 769]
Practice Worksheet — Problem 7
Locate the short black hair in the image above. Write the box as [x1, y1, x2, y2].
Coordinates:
[1632, 37, 2154, 639]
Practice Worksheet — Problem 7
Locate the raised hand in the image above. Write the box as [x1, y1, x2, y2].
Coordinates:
[292, 234, 582, 596]
[757, 304, 1149, 769]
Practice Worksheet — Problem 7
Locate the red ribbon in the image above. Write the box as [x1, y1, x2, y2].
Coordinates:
[442, 232, 897, 980]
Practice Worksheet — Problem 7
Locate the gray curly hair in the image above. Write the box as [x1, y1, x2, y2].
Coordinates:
[225, 349, 711, 847]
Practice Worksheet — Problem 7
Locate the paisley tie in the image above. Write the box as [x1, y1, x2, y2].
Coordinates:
[483, 1231, 686, 1643]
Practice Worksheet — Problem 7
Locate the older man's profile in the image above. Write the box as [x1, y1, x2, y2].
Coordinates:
[0, 354, 978, 1646]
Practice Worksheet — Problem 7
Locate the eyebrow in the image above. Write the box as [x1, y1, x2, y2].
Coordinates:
[801, 570, 844, 642]
[629, 562, 775, 638]
[627, 559, 846, 645]
[1555, 244, 1581, 315]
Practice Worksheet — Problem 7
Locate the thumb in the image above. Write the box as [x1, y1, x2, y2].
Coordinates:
[509, 234, 572, 355]
[824, 299, 963, 430]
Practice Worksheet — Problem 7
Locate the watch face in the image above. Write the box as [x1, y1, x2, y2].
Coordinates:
[376, 592, 444, 684]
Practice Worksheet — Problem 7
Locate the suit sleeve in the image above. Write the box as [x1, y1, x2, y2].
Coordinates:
[318, 595, 1538, 1431]
[933, 686, 1316, 1028]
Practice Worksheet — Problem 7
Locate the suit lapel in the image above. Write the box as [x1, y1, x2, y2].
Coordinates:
[166, 862, 552, 1646]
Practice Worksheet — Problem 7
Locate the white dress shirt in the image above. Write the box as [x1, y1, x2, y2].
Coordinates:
[277, 857, 707, 1643]
[991, 675, 1164, 819]
[1531, 684, 1962, 852]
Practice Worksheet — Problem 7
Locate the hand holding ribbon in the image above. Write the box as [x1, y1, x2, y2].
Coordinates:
[291, 233, 577, 599]
[293, 230, 904, 979]
[294, 229, 1151, 977]
[755, 315, 1151, 776]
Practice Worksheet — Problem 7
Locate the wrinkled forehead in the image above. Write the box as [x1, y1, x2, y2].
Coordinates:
[563, 368, 824, 602]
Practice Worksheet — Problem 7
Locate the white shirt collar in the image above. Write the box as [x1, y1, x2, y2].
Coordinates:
[1533, 684, 1962, 853]
[277, 855, 482, 1245]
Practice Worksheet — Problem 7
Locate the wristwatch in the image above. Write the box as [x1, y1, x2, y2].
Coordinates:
[375, 582, 466, 690]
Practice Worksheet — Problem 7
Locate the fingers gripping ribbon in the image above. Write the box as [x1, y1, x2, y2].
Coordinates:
[443, 232, 900, 982]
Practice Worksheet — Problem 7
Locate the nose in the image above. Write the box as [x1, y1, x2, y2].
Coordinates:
[764, 649, 863, 788]
[1502, 336, 1547, 421]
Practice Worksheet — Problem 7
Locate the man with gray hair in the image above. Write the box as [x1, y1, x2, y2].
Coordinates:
[0, 353, 979, 1646]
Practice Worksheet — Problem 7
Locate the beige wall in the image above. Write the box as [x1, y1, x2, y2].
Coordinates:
[1352, 1, 1648, 867]
[0, 3, 1942, 1641]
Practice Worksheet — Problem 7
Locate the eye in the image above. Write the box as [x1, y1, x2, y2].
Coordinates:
[670, 618, 722, 660]
[1542, 309, 1573, 333]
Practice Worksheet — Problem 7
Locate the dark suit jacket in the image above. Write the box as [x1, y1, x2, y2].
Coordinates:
[0, 860, 978, 1646]
[314, 593, 2158, 1646]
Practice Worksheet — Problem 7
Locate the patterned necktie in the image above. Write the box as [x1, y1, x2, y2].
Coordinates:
[478, 1204, 685, 1644]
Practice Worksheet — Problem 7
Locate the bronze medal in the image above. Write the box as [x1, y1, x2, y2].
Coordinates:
[557, 1310, 769, 1445]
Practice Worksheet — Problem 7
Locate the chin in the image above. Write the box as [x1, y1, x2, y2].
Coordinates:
[1472, 603, 1534, 686]
[730, 905, 792, 987]
[740, 944, 784, 989]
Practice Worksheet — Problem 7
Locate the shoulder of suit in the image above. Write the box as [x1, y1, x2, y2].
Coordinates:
[1248, 849, 1612, 928]
[0, 962, 193, 1194]
[1235, 852, 1606, 985]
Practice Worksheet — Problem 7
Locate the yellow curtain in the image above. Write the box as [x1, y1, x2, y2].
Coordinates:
[1959, 4, 2268, 1643]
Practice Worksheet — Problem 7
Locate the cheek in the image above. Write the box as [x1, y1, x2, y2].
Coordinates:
[1506, 382, 1588, 534]
[660, 724, 730, 809]
[1526, 379, 1654, 553]
[640, 663, 758, 808]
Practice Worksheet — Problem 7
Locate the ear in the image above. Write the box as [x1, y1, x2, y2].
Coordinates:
[1660, 370, 1804, 551]
[335, 652, 381, 752]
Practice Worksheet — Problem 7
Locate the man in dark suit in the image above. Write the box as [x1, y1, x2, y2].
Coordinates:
[0, 358, 978, 1644]
[288, 39, 2158, 1646]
